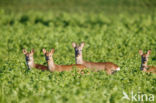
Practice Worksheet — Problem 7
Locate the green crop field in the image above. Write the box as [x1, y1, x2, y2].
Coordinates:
[0, 0, 156, 103]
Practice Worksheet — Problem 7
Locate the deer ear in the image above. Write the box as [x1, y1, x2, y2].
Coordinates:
[31, 49, 34, 54]
[42, 49, 46, 54]
[23, 49, 27, 54]
[51, 49, 55, 54]
[147, 50, 151, 55]
[80, 42, 85, 48]
[139, 50, 143, 55]
[72, 42, 76, 48]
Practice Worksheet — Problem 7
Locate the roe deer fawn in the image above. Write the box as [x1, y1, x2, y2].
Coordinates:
[139, 50, 156, 73]
[72, 42, 120, 74]
[42, 48, 86, 72]
[23, 49, 48, 70]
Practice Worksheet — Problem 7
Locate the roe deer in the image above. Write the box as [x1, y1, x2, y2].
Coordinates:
[139, 50, 156, 73]
[23, 49, 48, 70]
[72, 42, 120, 74]
[42, 48, 86, 72]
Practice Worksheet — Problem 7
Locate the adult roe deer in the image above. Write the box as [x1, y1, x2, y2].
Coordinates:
[139, 50, 156, 73]
[42, 48, 86, 72]
[23, 49, 48, 70]
[72, 42, 120, 74]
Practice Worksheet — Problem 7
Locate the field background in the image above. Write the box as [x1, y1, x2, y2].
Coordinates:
[0, 0, 156, 103]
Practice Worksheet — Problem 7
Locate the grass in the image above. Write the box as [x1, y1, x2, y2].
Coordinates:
[0, 0, 156, 103]
[0, 0, 156, 14]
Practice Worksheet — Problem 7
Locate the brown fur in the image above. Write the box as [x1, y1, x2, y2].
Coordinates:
[72, 42, 120, 74]
[143, 66, 156, 73]
[35, 64, 48, 70]
[82, 61, 119, 74]
[52, 64, 85, 72]
[23, 49, 48, 70]
[139, 50, 156, 74]
[42, 48, 86, 72]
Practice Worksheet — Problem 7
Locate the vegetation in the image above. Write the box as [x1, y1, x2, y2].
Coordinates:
[0, 0, 156, 103]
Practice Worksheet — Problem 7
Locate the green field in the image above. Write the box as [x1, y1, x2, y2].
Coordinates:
[0, 0, 156, 103]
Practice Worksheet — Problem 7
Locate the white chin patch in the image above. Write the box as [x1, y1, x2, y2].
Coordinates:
[116, 67, 120, 71]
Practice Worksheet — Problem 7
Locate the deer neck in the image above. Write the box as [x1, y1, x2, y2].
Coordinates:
[26, 59, 35, 69]
[47, 58, 55, 71]
[76, 55, 83, 64]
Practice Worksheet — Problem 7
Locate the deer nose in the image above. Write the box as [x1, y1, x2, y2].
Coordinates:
[75, 50, 80, 56]
[46, 57, 49, 61]
[26, 57, 30, 61]
[143, 58, 147, 61]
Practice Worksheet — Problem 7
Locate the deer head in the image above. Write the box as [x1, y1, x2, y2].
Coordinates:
[139, 50, 151, 70]
[23, 49, 34, 62]
[42, 48, 55, 61]
[72, 42, 85, 57]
